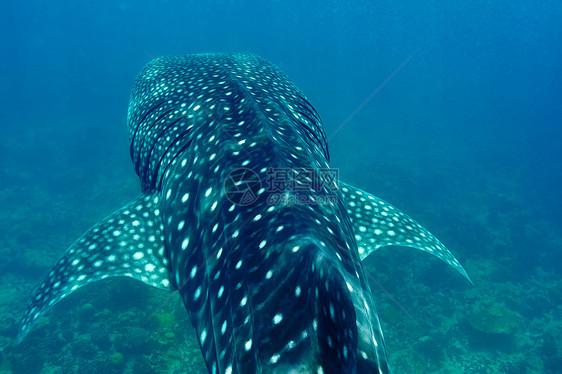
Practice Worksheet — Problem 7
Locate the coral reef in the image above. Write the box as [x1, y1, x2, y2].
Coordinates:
[71, 337, 99, 360]
[109, 352, 124, 366]
[155, 312, 177, 330]
[114, 326, 157, 354]
[466, 302, 520, 335]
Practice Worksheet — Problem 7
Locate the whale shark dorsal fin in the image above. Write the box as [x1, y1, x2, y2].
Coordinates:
[339, 181, 472, 283]
[17, 192, 171, 342]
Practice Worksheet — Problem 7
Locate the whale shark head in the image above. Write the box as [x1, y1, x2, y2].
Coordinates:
[18, 53, 470, 373]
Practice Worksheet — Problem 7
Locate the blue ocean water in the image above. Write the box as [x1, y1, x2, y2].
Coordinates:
[1, 1, 561, 373]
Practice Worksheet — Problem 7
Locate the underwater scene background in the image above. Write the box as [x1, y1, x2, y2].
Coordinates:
[1, 0, 561, 373]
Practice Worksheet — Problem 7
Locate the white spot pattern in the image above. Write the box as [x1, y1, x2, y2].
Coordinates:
[19, 53, 469, 374]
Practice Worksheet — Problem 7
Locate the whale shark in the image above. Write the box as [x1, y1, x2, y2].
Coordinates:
[18, 53, 470, 373]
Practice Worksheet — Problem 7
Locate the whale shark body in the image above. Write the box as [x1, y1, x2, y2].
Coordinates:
[18, 53, 470, 373]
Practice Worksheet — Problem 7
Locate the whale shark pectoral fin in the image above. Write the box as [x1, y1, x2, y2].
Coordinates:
[339, 181, 472, 283]
[17, 192, 171, 343]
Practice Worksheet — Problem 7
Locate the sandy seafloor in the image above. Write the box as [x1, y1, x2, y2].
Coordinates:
[0, 111, 560, 374]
